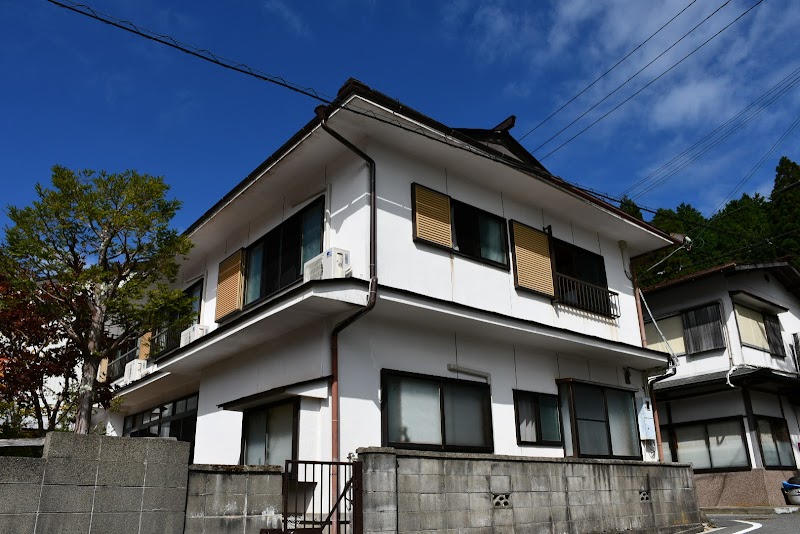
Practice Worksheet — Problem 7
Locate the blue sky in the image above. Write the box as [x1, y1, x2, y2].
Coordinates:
[3, 0, 800, 233]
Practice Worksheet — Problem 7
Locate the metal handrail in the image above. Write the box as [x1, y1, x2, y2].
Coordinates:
[150, 325, 182, 359]
[554, 273, 620, 318]
[107, 345, 139, 382]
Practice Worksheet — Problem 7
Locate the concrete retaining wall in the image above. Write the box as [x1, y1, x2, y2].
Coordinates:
[184, 464, 283, 533]
[359, 447, 703, 534]
[695, 468, 800, 507]
[0, 432, 190, 534]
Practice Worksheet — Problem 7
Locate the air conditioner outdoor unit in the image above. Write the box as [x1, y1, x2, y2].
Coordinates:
[180, 324, 210, 347]
[303, 248, 352, 282]
[123, 359, 148, 384]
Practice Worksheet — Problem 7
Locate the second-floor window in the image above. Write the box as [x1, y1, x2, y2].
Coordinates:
[644, 302, 726, 356]
[244, 197, 324, 306]
[733, 303, 786, 357]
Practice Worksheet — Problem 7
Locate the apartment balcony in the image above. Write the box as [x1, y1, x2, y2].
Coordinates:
[554, 273, 620, 318]
[107, 345, 139, 382]
[150, 325, 182, 360]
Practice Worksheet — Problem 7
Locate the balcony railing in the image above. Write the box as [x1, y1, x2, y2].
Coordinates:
[150, 325, 182, 360]
[107, 345, 139, 382]
[554, 273, 620, 318]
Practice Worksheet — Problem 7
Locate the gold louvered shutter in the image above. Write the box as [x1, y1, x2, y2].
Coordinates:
[511, 221, 555, 297]
[216, 249, 245, 321]
[413, 184, 452, 248]
[138, 332, 151, 360]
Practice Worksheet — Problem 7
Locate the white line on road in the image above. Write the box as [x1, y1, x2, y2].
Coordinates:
[733, 520, 762, 532]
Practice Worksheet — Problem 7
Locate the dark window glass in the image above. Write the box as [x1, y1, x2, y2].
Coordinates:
[553, 239, 607, 288]
[243, 400, 297, 466]
[662, 418, 749, 472]
[123, 393, 198, 462]
[383, 371, 492, 452]
[514, 391, 562, 446]
[757, 417, 795, 468]
[450, 200, 508, 267]
[559, 382, 641, 459]
[244, 197, 324, 305]
[682, 304, 725, 354]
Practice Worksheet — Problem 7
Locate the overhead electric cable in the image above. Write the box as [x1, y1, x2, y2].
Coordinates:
[538, 0, 765, 161]
[517, 0, 699, 142]
[621, 65, 800, 198]
[530, 0, 733, 153]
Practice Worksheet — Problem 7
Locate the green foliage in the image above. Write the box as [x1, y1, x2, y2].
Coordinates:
[619, 195, 644, 220]
[635, 156, 799, 287]
[2, 166, 193, 433]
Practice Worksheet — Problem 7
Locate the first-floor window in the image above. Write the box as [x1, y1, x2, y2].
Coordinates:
[558, 381, 641, 459]
[513, 390, 562, 446]
[123, 393, 198, 461]
[662, 418, 749, 472]
[382, 370, 493, 452]
[756, 416, 796, 469]
[242, 399, 298, 466]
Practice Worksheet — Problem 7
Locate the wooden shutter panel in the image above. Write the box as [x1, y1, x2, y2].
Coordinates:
[682, 303, 725, 354]
[764, 313, 786, 356]
[413, 184, 452, 248]
[138, 332, 151, 359]
[511, 221, 555, 297]
[216, 249, 244, 321]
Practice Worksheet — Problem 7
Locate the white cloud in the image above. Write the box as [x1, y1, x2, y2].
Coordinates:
[649, 78, 732, 129]
[263, 0, 311, 37]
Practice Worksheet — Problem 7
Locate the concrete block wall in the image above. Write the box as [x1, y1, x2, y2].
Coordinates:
[0, 432, 190, 534]
[359, 447, 703, 534]
[184, 465, 283, 534]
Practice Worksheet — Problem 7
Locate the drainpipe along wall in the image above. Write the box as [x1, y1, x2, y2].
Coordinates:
[315, 106, 378, 463]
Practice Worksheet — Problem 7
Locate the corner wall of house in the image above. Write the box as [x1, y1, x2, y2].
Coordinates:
[359, 447, 702, 534]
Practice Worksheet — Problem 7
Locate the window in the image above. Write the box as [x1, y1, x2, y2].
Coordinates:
[242, 399, 298, 466]
[123, 393, 198, 461]
[552, 239, 607, 289]
[411, 184, 508, 269]
[734, 304, 785, 357]
[756, 416, 796, 469]
[644, 303, 725, 356]
[513, 390, 562, 446]
[244, 197, 324, 306]
[551, 239, 619, 317]
[558, 381, 641, 459]
[382, 370, 493, 452]
[661, 418, 749, 473]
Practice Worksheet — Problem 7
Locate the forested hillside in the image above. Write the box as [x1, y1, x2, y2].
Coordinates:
[628, 157, 800, 287]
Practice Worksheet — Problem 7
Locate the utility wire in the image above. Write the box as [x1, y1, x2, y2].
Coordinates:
[530, 0, 732, 153]
[622, 65, 800, 199]
[538, 0, 765, 161]
[518, 0, 699, 142]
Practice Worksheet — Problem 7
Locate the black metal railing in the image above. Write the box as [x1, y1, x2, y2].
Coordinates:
[554, 273, 620, 318]
[106, 345, 139, 382]
[273, 460, 362, 534]
[150, 325, 182, 359]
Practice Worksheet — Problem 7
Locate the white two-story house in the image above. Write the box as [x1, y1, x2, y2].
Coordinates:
[643, 261, 800, 506]
[105, 79, 677, 468]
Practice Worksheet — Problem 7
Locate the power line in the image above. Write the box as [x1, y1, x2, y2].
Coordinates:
[627, 65, 800, 200]
[517, 0, 699, 142]
[530, 0, 733, 154]
[538, 0, 765, 161]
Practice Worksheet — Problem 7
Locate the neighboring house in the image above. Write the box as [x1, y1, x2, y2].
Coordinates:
[643, 262, 800, 506]
[106, 79, 677, 469]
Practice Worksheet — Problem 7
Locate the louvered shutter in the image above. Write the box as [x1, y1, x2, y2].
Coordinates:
[682, 303, 725, 354]
[138, 332, 151, 359]
[510, 221, 555, 297]
[413, 184, 452, 248]
[216, 249, 245, 321]
[764, 313, 786, 357]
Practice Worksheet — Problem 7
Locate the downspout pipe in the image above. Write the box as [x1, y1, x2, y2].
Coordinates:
[315, 105, 378, 462]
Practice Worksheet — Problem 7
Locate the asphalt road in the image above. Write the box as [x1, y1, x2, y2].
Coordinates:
[706, 514, 800, 533]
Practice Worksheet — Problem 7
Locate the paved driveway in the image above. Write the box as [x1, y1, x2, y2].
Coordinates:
[706, 514, 800, 533]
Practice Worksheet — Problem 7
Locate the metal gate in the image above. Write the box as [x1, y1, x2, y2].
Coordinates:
[273, 460, 362, 534]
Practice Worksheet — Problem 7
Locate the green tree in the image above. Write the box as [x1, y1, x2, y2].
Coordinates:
[2, 166, 193, 434]
[619, 195, 643, 220]
[769, 156, 800, 262]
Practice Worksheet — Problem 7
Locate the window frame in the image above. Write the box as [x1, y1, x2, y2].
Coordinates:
[733, 302, 786, 358]
[644, 301, 726, 356]
[242, 196, 325, 308]
[557, 379, 642, 460]
[411, 183, 510, 271]
[551, 238, 608, 289]
[123, 393, 199, 460]
[755, 415, 797, 470]
[660, 416, 751, 474]
[512, 389, 563, 447]
[240, 397, 300, 467]
[381, 369, 494, 453]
